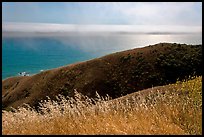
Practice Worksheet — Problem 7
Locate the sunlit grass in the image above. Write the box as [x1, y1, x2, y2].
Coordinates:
[2, 76, 202, 135]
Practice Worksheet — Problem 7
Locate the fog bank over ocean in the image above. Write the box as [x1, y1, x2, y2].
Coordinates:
[3, 22, 202, 36]
[2, 22, 202, 52]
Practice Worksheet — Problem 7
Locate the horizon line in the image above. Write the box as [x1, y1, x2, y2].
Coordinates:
[2, 22, 202, 37]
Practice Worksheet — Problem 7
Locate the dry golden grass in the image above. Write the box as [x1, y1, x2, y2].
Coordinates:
[2, 76, 202, 135]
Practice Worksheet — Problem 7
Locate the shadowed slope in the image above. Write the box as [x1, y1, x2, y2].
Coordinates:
[2, 43, 202, 110]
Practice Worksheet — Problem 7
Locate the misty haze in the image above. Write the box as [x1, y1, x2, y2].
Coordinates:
[2, 2, 202, 135]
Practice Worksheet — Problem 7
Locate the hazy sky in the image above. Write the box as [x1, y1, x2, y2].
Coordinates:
[2, 2, 202, 36]
[2, 2, 202, 34]
[2, 2, 202, 56]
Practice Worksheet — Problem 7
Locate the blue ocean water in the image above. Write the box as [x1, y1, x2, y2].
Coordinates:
[2, 37, 100, 79]
[2, 34, 202, 80]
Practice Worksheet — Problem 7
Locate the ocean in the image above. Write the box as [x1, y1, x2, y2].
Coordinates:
[2, 34, 202, 80]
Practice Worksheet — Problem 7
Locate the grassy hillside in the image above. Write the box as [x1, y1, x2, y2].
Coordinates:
[2, 43, 202, 110]
[2, 76, 202, 135]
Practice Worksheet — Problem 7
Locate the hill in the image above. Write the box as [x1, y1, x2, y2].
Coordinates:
[2, 76, 202, 135]
[2, 43, 202, 110]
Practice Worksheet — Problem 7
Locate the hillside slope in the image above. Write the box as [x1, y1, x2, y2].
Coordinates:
[2, 43, 202, 109]
[2, 76, 202, 135]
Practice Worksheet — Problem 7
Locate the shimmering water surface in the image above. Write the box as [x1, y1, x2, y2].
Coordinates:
[2, 33, 202, 80]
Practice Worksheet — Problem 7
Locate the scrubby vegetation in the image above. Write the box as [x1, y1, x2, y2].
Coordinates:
[105, 43, 202, 97]
[2, 43, 202, 110]
[2, 76, 202, 135]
